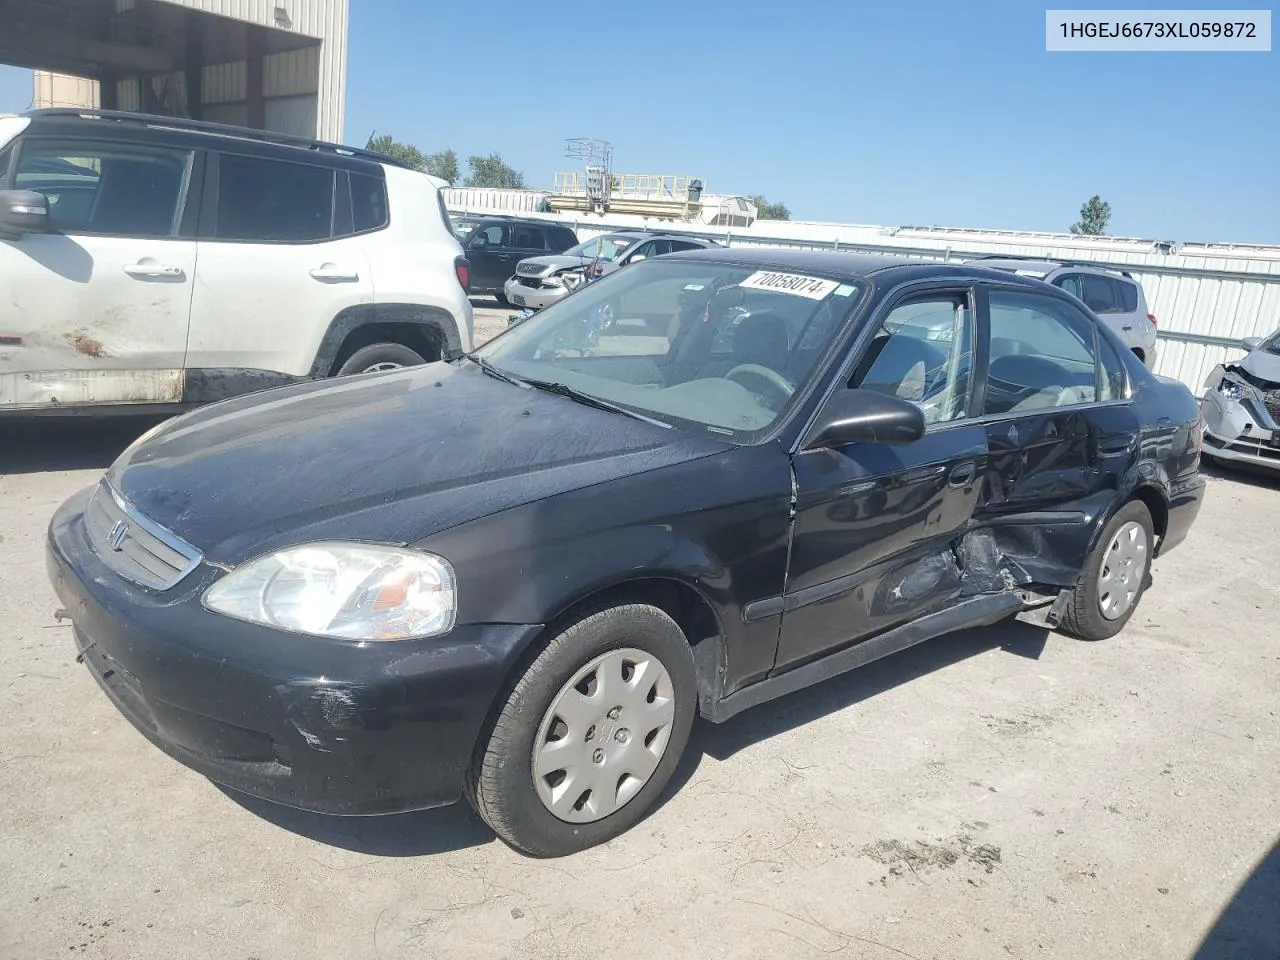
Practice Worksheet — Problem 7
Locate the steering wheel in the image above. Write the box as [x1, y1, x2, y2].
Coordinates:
[726, 364, 794, 406]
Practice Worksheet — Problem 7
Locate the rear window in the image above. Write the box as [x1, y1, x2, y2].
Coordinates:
[351, 172, 388, 233]
[1117, 279, 1139, 312]
[216, 154, 334, 242]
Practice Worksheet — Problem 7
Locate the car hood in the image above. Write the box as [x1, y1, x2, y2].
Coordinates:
[1237, 346, 1280, 384]
[106, 362, 728, 565]
[516, 254, 592, 275]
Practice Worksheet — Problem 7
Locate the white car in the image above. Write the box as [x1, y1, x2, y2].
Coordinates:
[1201, 330, 1280, 473]
[0, 109, 472, 415]
[971, 258, 1159, 369]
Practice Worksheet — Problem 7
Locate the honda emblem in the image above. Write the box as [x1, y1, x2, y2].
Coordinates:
[107, 520, 129, 551]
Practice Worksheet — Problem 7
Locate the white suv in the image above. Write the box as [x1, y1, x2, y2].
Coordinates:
[0, 109, 472, 415]
[970, 258, 1159, 369]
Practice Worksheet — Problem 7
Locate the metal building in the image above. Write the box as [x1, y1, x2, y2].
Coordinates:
[2, 0, 348, 142]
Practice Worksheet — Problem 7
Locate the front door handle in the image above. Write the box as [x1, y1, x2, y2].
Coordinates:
[309, 264, 360, 282]
[948, 461, 976, 487]
[123, 261, 185, 280]
[1097, 436, 1135, 455]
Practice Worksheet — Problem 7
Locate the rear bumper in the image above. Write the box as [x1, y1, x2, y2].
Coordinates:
[1160, 471, 1207, 555]
[48, 489, 541, 815]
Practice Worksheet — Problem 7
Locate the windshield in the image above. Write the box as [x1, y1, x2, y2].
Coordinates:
[474, 260, 863, 442]
[564, 234, 636, 262]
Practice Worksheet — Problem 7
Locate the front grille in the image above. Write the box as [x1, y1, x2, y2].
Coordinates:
[84, 482, 202, 590]
[516, 267, 546, 280]
[1264, 390, 1280, 424]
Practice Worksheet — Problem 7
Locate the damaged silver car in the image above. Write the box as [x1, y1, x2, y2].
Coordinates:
[1201, 330, 1280, 473]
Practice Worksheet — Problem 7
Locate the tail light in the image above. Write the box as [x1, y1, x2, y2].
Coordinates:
[454, 256, 470, 293]
[1147, 313, 1158, 327]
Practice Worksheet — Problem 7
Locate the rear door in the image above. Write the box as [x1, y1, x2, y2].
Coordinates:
[464, 222, 513, 292]
[975, 285, 1140, 585]
[0, 135, 198, 409]
[186, 151, 373, 381]
[776, 287, 988, 671]
[510, 223, 549, 274]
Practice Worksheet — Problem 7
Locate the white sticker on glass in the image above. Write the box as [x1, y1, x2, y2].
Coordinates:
[739, 271, 840, 300]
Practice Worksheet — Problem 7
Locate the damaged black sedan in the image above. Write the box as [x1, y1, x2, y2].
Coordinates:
[48, 250, 1205, 857]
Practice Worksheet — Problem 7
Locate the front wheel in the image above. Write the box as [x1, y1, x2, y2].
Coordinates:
[467, 603, 697, 857]
[1060, 500, 1154, 641]
[494, 291, 512, 307]
[335, 342, 426, 376]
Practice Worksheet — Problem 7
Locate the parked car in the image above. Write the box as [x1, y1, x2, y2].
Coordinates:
[504, 231, 721, 310]
[1201, 329, 1280, 473]
[451, 215, 579, 303]
[49, 250, 1205, 857]
[969, 258, 1159, 369]
[0, 108, 471, 416]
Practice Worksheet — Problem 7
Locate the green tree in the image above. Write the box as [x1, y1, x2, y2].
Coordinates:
[751, 195, 791, 221]
[1070, 194, 1111, 235]
[466, 153, 525, 189]
[365, 134, 458, 184]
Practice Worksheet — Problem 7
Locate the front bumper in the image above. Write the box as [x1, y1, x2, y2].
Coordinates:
[1201, 392, 1280, 472]
[504, 276, 568, 310]
[48, 489, 542, 815]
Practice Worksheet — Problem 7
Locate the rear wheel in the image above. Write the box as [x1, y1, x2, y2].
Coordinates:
[1060, 500, 1154, 641]
[467, 603, 696, 857]
[335, 342, 426, 376]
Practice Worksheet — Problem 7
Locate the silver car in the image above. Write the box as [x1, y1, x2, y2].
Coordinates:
[1201, 330, 1280, 473]
[505, 231, 719, 310]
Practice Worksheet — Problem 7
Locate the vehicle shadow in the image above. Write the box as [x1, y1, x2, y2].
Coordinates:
[219, 620, 1050, 858]
[1200, 458, 1280, 490]
[1192, 837, 1280, 959]
[0, 416, 166, 475]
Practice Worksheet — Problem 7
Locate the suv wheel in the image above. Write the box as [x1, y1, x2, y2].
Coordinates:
[335, 343, 426, 376]
[467, 603, 697, 857]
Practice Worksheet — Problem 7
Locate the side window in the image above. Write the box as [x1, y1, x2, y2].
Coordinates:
[985, 290, 1099, 415]
[1098, 332, 1127, 401]
[511, 225, 545, 249]
[216, 154, 334, 242]
[476, 224, 510, 247]
[14, 139, 191, 238]
[0, 146, 11, 186]
[350, 172, 388, 233]
[1080, 274, 1121, 313]
[1116, 279, 1139, 312]
[1055, 274, 1083, 300]
[850, 295, 973, 424]
[670, 240, 703, 253]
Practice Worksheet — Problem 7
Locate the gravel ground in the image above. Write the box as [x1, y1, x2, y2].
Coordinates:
[1, 315, 1277, 959]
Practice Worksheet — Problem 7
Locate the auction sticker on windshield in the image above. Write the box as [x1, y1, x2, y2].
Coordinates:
[739, 271, 840, 299]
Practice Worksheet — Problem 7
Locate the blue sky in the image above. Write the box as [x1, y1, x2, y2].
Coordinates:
[1, 0, 1276, 242]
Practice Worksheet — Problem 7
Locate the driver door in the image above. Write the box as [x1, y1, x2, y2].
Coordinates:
[775, 287, 990, 672]
[465, 222, 513, 292]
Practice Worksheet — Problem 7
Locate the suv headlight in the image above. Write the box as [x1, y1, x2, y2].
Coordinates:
[203, 543, 456, 641]
[1217, 376, 1251, 401]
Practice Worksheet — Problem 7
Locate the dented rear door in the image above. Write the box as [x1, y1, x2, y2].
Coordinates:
[0, 136, 197, 411]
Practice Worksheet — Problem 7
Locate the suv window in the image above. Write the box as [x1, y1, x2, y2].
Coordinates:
[1055, 273, 1083, 300]
[1116, 278, 1139, 312]
[475, 223, 510, 248]
[851, 295, 974, 424]
[670, 239, 704, 253]
[14, 139, 192, 238]
[216, 154, 334, 242]
[1080, 274, 1121, 314]
[985, 290, 1099, 414]
[350, 172, 388, 233]
[1098, 332, 1127, 401]
[511, 224, 545, 249]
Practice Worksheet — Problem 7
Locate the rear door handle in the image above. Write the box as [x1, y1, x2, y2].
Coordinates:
[948, 461, 976, 487]
[1098, 436, 1136, 454]
[123, 261, 185, 280]
[309, 264, 360, 282]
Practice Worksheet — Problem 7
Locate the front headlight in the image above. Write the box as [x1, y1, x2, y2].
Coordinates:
[202, 543, 456, 641]
[1217, 376, 1251, 401]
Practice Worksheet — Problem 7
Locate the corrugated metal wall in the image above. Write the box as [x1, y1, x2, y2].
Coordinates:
[445, 196, 1280, 395]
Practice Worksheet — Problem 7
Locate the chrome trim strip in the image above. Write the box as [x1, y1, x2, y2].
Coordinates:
[91, 482, 204, 589]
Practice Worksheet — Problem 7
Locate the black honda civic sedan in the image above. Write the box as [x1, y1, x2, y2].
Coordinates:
[48, 249, 1205, 856]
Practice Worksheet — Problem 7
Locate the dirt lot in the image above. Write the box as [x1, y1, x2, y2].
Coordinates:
[1, 308, 1277, 959]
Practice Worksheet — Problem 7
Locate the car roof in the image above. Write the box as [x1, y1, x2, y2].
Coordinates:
[969, 256, 1136, 281]
[667, 247, 1051, 287]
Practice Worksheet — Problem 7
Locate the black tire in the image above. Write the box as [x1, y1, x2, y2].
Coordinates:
[334, 342, 426, 377]
[467, 603, 697, 857]
[1060, 500, 1154, 641]
[493, 291, 511, 307]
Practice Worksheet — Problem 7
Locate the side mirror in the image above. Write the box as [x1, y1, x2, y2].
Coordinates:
[629, 253, 646, 263]
[0, 190, 51, 238]
[1241, 336, 1262, 351]
[468, 234, 489, 250]
[806, 388, 926, 449]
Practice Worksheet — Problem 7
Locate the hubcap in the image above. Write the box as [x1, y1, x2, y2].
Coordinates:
[361, 361, 403, 374]
[532, 648, 676, 824]
[1097, 520, 1148, 620]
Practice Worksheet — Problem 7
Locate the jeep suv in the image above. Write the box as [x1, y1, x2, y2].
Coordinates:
[969, 258, 1158, 368]
[0, 109, 472, 415]
[451, 215, 579, 304]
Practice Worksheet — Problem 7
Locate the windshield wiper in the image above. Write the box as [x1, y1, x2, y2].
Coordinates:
[467, 354, 526, 387]
[520, 378, 670, 428]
